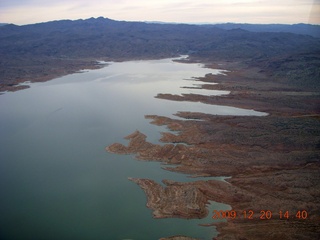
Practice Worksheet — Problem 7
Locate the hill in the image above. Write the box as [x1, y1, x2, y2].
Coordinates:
[0, 17, 319, 91]
[213, 23, 320, 38]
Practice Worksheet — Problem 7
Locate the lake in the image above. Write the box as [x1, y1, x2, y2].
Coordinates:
[0, 57, 266, 240]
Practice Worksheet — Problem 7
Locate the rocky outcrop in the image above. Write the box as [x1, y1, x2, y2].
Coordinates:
[106, 61, 320, 239]
[129, 178, 209, 219]
[106, 130, 189, 164]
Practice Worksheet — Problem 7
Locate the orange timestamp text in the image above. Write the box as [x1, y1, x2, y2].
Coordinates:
[212, 210, 308, 220]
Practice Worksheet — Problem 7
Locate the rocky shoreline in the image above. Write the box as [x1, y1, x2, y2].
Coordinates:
[106, 60, 320, 239]
[0, 58, 107, 92]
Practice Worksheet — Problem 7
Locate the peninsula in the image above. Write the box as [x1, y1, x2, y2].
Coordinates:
[1, 17, 319, 239]
[107, 59, 320, 239]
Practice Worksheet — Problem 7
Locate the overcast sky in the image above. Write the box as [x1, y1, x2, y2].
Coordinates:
[0, 0, 319, 25]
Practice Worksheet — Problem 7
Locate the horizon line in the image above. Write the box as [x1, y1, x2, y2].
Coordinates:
[1, 17, 320, 27]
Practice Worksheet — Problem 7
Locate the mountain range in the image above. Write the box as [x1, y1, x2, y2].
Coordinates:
[0, 17, 319, 90]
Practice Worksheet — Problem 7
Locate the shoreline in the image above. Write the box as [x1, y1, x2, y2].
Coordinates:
[106, 60, 320, 239]
[2, 55, 318, 239]
[0, 58, 106, 93]
[0, 55, 182, 93]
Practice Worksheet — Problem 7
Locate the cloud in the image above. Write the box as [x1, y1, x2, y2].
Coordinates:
[308, 0, 320, 23]
[0, 0, 319, 25]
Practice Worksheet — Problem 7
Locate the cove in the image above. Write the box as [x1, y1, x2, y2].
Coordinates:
[0, 57, 265, 240]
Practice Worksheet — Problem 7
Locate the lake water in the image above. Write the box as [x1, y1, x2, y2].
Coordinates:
[0, 57, 266, 240]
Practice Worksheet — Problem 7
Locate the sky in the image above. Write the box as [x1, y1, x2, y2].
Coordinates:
[0, 0, 319, 25]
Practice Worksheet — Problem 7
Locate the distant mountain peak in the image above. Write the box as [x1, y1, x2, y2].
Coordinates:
[85, 16, 114, 22]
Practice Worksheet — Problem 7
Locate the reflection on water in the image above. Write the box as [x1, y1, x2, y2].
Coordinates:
[0, 58, 264, 240]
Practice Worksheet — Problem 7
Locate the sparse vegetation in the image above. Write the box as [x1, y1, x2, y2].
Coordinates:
[0, 17, 319, 91]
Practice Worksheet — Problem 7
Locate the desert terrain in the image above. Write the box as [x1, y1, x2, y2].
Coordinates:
[107, 60, 320, 239]
[1, 18, 319, 239]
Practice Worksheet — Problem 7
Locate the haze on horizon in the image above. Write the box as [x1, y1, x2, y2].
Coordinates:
[0, 0, 319, 26]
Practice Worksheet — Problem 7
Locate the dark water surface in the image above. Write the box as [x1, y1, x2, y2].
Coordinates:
[0, 57, 265, 240]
